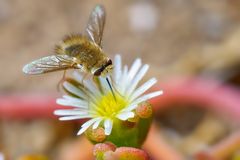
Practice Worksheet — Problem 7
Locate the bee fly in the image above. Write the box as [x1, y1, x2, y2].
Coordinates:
[23, 5, 116, 99]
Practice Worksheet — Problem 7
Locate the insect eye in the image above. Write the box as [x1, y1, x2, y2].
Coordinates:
[107, 59, 112, 66]
[94, 68, 103, 76]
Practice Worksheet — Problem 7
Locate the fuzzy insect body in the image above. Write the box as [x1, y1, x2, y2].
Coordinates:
[23, 5, 113, 77]
[55, 34, 111, 76]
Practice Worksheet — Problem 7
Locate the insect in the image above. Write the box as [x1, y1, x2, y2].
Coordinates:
[23, 5, 112, 77]
[23, 5, 116, 99]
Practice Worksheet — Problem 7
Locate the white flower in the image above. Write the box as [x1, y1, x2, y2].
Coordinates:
[54, 55, 163, 136]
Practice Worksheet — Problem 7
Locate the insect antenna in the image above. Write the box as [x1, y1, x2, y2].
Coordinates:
[106, 77, 116, 101]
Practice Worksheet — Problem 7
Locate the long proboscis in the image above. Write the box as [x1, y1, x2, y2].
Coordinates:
[106, 77, 116, 101]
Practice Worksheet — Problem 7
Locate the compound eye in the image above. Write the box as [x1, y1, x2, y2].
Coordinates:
[107, 59, 112, 66]
[94, 68, 103, 76]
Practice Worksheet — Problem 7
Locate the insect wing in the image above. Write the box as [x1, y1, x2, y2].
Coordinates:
[85, 5, 106, 47]
[23, 55, 75, 74]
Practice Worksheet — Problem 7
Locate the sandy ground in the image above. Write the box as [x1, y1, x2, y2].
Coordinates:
[0, 0, 239, 93]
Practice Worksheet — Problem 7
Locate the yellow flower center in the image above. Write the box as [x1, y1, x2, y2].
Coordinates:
[93, 92, 129, 118]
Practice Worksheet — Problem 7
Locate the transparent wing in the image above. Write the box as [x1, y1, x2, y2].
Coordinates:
[23, 55, 75, 74]
[85, 5, 106, 47]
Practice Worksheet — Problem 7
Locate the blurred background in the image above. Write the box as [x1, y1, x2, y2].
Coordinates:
[1, 0, 240, 159]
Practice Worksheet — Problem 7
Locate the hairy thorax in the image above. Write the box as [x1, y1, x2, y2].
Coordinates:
[55, 34, 109, 73]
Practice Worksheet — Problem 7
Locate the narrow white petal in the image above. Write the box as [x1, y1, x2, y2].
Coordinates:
[85, 81, 102, 98]
[125, 64, 149, 95]
[63, 95, 88, 106]
[117, 112, 135, 120]
[93, 118, 103, 129]
[131, 90, 163, 105]
[121, 104, 138, 112]
[72, 71, 84, 82]
[77, 126, 89, 135]
[59, 115, 92, 121]
[54, 109, 88, 116]
[81, 118, 101, 128]
[104, 119, 113, 135]
[99, 77, 109, 93]
[73, 71, 101, 97]
[127, 58, 141, 82]
[56, 98, 88, 109]
[63, 95, 83, 101]
[129, 78, 157, 101]
[114, 54, 122, 83]
[62, 95, 98, 109]
[71, 72, 97, 98]
[119, 65, 128, 93]
[77, 118, 104, 135]
[63, 82, 88, 99]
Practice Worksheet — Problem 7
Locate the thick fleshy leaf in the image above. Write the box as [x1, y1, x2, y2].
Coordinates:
[114, 147, 150, 160]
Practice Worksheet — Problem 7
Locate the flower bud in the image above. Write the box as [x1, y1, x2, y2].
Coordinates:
[136, 102, 152, 119]
[93, 142, 116, 159]
[115, 147, 151, 160]
[86, 127, 106, 143]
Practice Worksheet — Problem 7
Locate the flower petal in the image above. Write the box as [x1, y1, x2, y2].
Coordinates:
[127, 58, 141, 82]
[77, 126, 89, 135]
[54, 109, 88, 116]
[125, 64, 149, 95]
[121, 104, 138, 112]
[129, 78, 157, 101]
[118, 65, 128, 93]
[117, 112, 135, 120]
[114, 54, 122, 83]
[73, 71, 101, 97]
[104, 119, 113, 135]
[99, 77, 110, 94]
[131, 90, 163, 105]
[63, 95, 90, 106]
[63, 82, 88, 99]
[63, 95, 88, 104]
[77, 118, 102, 135]
[81, 118, 101, 128]
[59, 115, 92, 121]
[93, 118, 103, 129]
[56, 98, 88, 109]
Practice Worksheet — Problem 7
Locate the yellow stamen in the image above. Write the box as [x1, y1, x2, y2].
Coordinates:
[93, 92, 129, 118]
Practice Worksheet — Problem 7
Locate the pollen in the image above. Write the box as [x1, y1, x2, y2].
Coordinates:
[94, 92, 129, 118]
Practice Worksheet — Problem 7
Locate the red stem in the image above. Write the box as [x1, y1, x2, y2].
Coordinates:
[0, 94, 61, 119]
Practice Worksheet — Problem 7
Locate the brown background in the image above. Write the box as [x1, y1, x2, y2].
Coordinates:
[0, 0, 240, 93]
